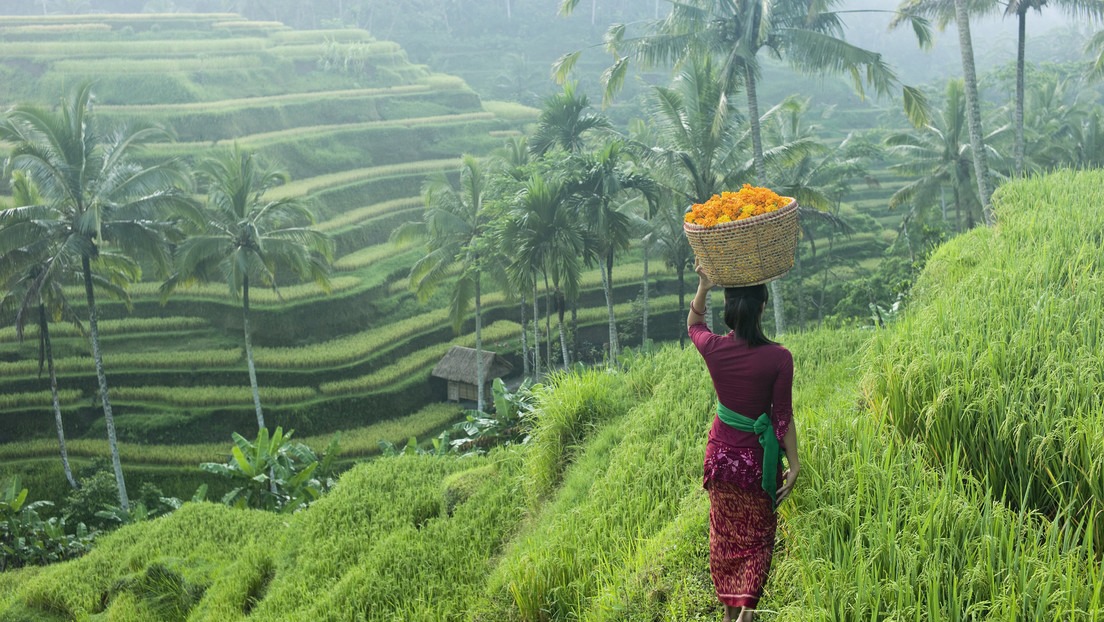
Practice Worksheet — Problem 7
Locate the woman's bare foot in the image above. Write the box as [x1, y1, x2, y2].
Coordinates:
[736, 608, 755, 622]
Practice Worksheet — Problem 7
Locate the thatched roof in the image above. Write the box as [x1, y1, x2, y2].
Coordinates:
[431, 346, 512, 384]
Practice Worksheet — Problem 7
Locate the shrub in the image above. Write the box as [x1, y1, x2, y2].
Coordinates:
[1, 477, 94, 572]
[200, 427, 338, 513]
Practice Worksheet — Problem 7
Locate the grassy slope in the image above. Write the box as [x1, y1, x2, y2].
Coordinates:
[3, 172, 1102, 619]
[863, 168, 1104, 544]
[2, 334, 1097, 620]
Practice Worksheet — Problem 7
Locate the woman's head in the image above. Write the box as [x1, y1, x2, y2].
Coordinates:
[723, 284, 776, 346]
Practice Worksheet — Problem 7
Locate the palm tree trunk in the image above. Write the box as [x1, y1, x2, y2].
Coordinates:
[677, 262, 686, 348]
[954, 179, 963, 233]
[1014, 9, 1026, 178]
[544, 275, 553, 368]
[819, 232, 833, 328]
[704, 289, 713, 332]
[746, 65, 767, 184]
[82, 255, 128, 511]
[795, 249, 804, 332]
[954, 0, 995, 226]
[557, 290, 570, 367]
[642, 243, 649, 347]
[40, 305, 76, 490]
[242, 276, 265, 431]
[520, 298, 530, 379]
[769, 280, 784, 335]
[475, 273, 484, 413]
[571, 301, 578, 364]
[532, 283, 540, 378]
[602, 250, 619, 362]
[746, 65, 786, 333]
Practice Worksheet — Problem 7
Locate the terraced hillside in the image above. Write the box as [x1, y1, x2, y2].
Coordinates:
[3, 166, 1103, 619]
[0, 12, 696, 500]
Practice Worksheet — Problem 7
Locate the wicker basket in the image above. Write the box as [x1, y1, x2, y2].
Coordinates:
[683, 197, 799, 287]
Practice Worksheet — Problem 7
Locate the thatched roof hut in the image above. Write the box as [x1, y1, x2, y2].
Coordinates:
[431, 346, 513, 402]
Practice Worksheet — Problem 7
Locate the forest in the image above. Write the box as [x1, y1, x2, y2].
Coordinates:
[0, 1, 1103, 620]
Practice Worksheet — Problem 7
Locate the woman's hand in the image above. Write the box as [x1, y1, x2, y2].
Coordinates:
[694, 262, 714, 290]
[776, 466, 799, 505]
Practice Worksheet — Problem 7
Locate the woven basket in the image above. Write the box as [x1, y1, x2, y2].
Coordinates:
[683, 197, 799, 287]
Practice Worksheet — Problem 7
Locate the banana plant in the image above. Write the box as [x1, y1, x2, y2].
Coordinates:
[201, 427, 333, 513]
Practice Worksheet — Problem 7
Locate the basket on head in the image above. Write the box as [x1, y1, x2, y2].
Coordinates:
[683, 197, 799, 287]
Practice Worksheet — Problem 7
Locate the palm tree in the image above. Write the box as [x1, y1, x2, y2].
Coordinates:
[639, 57, 751, 331]
[162, 146, 332, 432]
[561, 0, 927, 332]
[565, 139, 656, 361]
[1005, 2, 1103, 176]
[0, 174, 86, 490]
[642, 189, 695, 346]
[893, 0, 995, 224]
[1011, 72, 1092, 173]
[0, 83, 195, 512]
[391, 155, 496, 412]
[500, 174, 586, 370]
[762, 97, 870, 330]
[885, 80, 982, 233]
[530, 82, 611, 158]
[488, 137, 537, 378]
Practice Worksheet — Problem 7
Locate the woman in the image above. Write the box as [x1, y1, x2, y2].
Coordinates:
[687, 266, 799, 622]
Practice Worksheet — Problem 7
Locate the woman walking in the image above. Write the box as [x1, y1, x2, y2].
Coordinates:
[688, 266, 799, 622]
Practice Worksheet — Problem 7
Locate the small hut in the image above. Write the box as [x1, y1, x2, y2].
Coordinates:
[431, 346, 513, 403]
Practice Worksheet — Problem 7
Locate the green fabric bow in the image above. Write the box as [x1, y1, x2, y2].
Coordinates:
[717, 402, 781, 509]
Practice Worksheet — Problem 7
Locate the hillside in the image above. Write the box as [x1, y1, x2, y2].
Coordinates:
[0, 170, 1100, 620]
[0, 12, 694, 501]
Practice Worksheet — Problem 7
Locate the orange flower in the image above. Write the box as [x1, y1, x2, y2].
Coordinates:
[685, 184, 788, 227]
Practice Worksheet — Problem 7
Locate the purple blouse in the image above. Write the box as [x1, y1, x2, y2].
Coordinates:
[689, 322, 793, 493]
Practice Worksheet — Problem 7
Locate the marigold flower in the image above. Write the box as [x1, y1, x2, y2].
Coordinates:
[684, 184, 788, 228]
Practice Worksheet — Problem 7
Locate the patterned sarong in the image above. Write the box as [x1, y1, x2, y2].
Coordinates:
[708, 479, 777, 608]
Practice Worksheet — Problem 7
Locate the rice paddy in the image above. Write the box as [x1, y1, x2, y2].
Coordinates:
[2, 13, 1089, 619]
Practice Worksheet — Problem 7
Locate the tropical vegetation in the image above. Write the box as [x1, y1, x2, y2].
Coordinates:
[1, 4, 1104, 619]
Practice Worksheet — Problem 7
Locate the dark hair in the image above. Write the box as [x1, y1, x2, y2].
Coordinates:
[723, 285, 777, 346]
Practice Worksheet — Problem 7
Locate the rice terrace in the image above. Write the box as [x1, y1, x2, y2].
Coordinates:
[0, 1, 1102, 620]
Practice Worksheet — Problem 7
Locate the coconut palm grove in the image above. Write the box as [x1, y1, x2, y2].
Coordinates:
[0, 1, 1102, 620]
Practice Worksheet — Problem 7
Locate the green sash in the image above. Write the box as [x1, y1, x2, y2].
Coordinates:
[717, 403, 780, 509]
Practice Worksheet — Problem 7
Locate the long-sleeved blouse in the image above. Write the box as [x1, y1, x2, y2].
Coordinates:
[689, 322, 793, 493]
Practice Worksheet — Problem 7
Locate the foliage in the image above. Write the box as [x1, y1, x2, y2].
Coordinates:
[449, 377, 539, 453]
[378, 433, 452, 458]
[0, 477, 94, 572]
[200, 427, 338, 513]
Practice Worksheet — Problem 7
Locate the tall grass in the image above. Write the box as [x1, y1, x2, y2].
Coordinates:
[318, 320, 522, 395]
[96, 276, 358, 305]
[0, 23, 111, 34]
[2, 327, 1101, 620]
[111, 384, 317, 408]
[319, 197, 423, 235]
[0, 317, 208, 343]
[267, 158, 460, 200]
[0, 38, 269, 58]
[252, 306, 458, 369]
[97, 85, 434, 115]
[50, 55, 267, 74]
[0, 403, 462, 467]
[0, 389, 81, 410]
[0, 348, 241, 380]
[863, 170, 1104, 540]
[144, 113, 494, 155]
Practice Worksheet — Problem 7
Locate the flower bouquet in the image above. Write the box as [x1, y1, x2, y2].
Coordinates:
[683, 184, 799, 287]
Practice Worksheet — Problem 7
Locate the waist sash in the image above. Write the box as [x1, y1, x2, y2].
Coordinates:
[717, 402, 780, 509]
